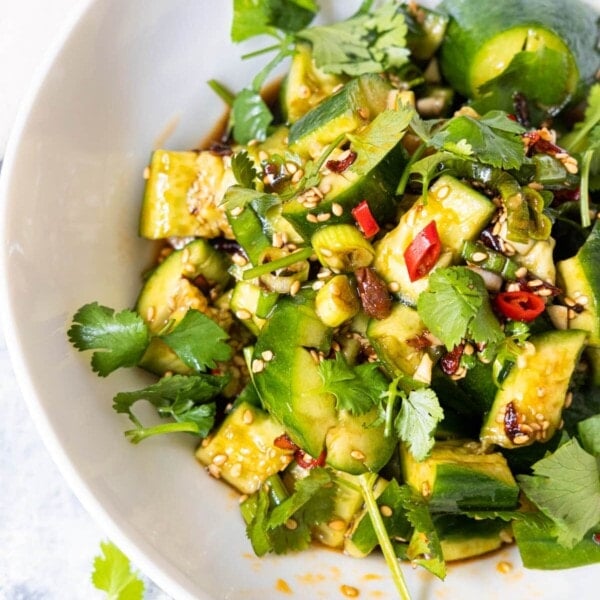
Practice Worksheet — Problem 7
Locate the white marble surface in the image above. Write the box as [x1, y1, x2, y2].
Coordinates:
[0, 2, 169, 598]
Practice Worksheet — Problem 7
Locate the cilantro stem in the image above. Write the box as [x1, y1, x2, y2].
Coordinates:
[580, 149, 593, 228]
[242, 42, 286, 61]
[242, 247, 313, 280]
[125, 421, 200, 443]
[358, 473, 412, 600]
[396, 142, 426, 195]
[208, 79, 235, 107]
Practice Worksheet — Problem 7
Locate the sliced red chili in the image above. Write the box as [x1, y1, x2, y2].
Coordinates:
[494, 291, 546, 322]
[273, 433, 298, 451]
[295, 448, 327, 469]
[404, 220, 442, 282]
[351, 200, 380, 238]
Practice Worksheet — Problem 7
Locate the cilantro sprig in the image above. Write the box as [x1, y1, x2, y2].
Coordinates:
[224, 0, 410, 143]
[68, 302, 232, 376]
[417, 267, 505, 350]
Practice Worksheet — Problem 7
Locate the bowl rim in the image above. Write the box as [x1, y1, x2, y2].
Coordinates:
[0, 1, 205, 597]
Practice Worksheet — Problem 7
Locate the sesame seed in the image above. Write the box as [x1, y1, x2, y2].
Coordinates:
[527, 279, 543, 288]
[506, 282, 521, 293]
[232, 253, 248, 266]
[235, 309, 252, 321]
[306, 213, 318, 223]
[242, 409, 254, 425]
[146, 306, 156, 322]
[332, 202, 344, 217]
[286, 162, 298, 174]
[357, 107, 370, 120]
[230, 463, 242, 478]
[272, 232, 283, 248]
[421, 481, 431, 497]
[577, 295, 589, 306]
[285, 518, 298, 530]
[340, 585, 359, 598]
[564, 391, 573, 408]
[317, 212, 331, 222]
[512, 434, 530, 445]
[291, 169, 304, 183]
[328, 519, 347, 531]
[290, 280, 301, 296]
[298, 85, 311, 99]
[536, 288, 552, 297]
[497, 561, 513, 575]
[388, 281, 400, 293]
[471, 251, 488, 262]
[350, 450, 366, 461]
[515, 267, 528, 278]
[251, 358, 265, 373]
[212, 454, 227, 466]
[207, 463, 221, 478]
[230, 205, 244, 217]
[320, 248, 333, 258]
[380, 505, 393, 517]
[319, 181, 332, 195]
[436, 184, 450, 200]
[520, 423, 533, 434]
[261, 350, 274, 362]
[312, 280, 325, 291]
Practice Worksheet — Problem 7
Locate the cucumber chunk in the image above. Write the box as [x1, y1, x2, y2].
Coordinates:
[288, 73, 393, 158]
[196, 401, 294, 495]
[401, 440, 520, 512]
[136, 239, 232, 375]
[373, 175, 495, 305]
[480, 329, 588, 449]
[439, 0, 600, 119]
[140, 150, 236, 240]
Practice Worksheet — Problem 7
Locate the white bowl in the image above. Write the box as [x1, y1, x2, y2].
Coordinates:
[1, 1, 599, 598]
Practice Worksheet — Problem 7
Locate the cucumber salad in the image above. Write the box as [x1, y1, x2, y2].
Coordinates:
[68, 0, 600, 597]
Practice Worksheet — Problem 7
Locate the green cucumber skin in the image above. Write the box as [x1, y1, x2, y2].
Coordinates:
[429, 464, 519, 512]
[439, 0, 600, 98]
[252, 294, 395, 472]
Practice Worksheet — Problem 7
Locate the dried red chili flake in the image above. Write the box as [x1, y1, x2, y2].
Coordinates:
[355, 267, 392, 320]
[326, 150, 357, 173]
[273, 433, 298, 451]
[503, 401, 521, 441]
[593, 532, 600, 546]
[440, 344, 464, 375]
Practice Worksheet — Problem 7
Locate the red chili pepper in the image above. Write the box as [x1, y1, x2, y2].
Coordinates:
[352, 200, 380, 238]
[273, 434, 298, 451]
[494, 291, 546, 322]
[295, 449, 326, 469]
[403, 220, 442, 282]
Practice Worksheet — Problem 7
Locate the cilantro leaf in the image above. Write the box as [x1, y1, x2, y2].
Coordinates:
[318, 353, 384, 415]
[401, 487, 446, 580]
[244, 470, 336, 556]
[231, 150, 259, 188]
[430, 111, 526, 170]
[562, 84, 600, 153]
[113, 373, 225, 442]
[231, 0, 316, 42]
[91, 540, 144, 600]
[160, 310, 232, 372]
[417, 267, 504, 349]
[395, 388, 444, 461]
[232, 88, 274, 144]
[68, 302, 149, 377]
[298, 1, 409, 76]
[268, 468, 334, 529]
[578, 414, 600, 456]
[518, 438, 600, 548]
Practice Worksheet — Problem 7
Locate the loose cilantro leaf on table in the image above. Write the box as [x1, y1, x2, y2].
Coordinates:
[395, 388, 444, 461]
[68, 302, 149, 377]
[159, 310, 232, 372]
[518, 438, 600, 548]
[91, 540, 144, 600]
[417, 267, 504, 350]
